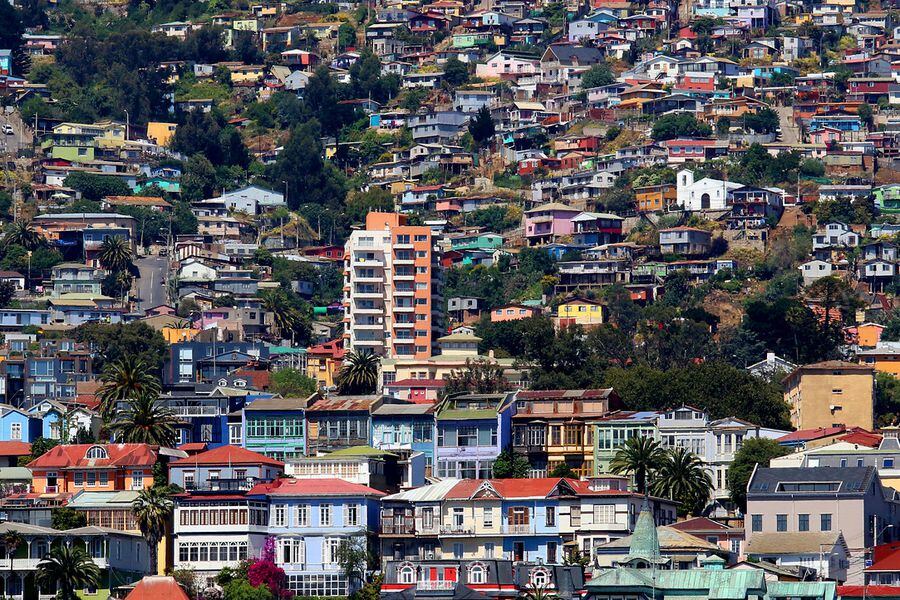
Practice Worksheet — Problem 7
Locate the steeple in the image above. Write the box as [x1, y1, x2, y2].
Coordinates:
[627, 497, 660, 561]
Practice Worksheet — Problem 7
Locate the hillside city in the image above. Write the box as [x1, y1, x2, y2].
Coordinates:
[1, 0, 900, 596]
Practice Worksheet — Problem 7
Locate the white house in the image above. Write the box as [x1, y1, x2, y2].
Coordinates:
[214, 185, 286, 215]
[798, 259, 834, 285]
[178, 258, 219, 282]
[812, 222, 860, 250]
[676, 169, 742, 211]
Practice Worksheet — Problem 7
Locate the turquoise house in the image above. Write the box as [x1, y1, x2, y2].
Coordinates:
[875, 184, 900, 214]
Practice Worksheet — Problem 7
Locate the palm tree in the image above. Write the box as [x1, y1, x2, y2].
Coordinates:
[96, 355, 161, 422]
[522, 584, 561, 600]
[261, 289, 302, 340]
[610, 436, 665, 495]
[337, 349, 379, 394]
[36, 545, 100, 600]
[114, 270, 134, 306]
[97, 236, 133, 273]
[0, 530, 23, 590]
[111, 393, 177, 446]
[5, 221, 43, 250]
[133, 487, 174, 576]
[651, 447, 714, 517]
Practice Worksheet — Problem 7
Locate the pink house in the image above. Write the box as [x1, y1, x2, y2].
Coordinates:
[810, 126, 843, 145]
[524, 202, 581, 246]
[475, 50, 540, 78]
[491, 303, 542, 322]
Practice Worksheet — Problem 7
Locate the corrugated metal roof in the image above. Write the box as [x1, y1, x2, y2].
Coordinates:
[382, 478, 462, 502]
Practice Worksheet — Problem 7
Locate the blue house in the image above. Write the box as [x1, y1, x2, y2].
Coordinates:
[158, 383, 252, 447]
[238, 396, 307, 461]
[371, 402, 436, 477]
[28, 400, 100, 442]
[434, 392, 516, 479]
[0, 405, 40, 443]
[809, 115, 862, 133]
[249, 477, 385, 597]
[168, 444, 285, 491]
[165, 342, 270, 385]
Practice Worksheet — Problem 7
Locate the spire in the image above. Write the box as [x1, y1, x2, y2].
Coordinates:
[626, 496, 660, 562]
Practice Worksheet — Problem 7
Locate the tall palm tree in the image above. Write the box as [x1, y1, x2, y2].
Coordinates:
[610, 436, 665, 495]
[651, 447, 714, 517]
[337, 349, 379, 394]
[36, 545, 100, 600]
[133, 487, 173, 576]
[261, 289, 301, 340]
[523, 584, 561, 600]
[5, 221, 43, 250]
[97, 236, 133, 273]
[111, 393, 177, 446]
[0, 530, 23, 591]
[114, 270, 134, 305]
[97, 355, 161, 422]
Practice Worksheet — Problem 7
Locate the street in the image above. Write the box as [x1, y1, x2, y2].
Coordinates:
[0, 111, 32, 157]
[135, 255, 169, 311]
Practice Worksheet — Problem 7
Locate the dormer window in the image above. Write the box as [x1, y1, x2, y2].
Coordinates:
[85, 446, 107, 460]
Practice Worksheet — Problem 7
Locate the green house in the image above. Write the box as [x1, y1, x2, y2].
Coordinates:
[874, 184, 900, 214]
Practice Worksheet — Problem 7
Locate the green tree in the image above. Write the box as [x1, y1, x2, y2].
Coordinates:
[19, 437, 60, 466]
[610, 436, 664, 494]
[0, 280, 16, 307]
[336, 538, 369, 592]
[743, 107, 780, 134]
[181, 154, 217, 203]
[260, 289, 308, 342]
[492, 447, 531, 478]
[97, 236, 134, 272]
[271, 120, 347, 208]
[51, 507, 88, 530]
[223, 579, 273, 600]
[270, 368, 318, 397]
[651, 447, 713, 516]
[111, 393, 178, 446]
[443, 357, 508, 395]
[726, 438, 790, 511]
[73, 322, 168, 371]
[63, 172, 132, 201]
[468, 106, 496, 148]
[4, 221, 43, 250]
[0, 530, 24, 582]
[580, 62, 615, 89]
[549, 463, 577, 478]
[338, 22, 356, 49]
[716, 117, 731, 136]
[133, 486, 174, 576]
[651, 113, 712, 141]
[96, 355, 162, 422]
[858, 103, 874, 130]
[36, 546, 101, 600]
[443, 56, 470, 86]
[337, 349, 379, 394]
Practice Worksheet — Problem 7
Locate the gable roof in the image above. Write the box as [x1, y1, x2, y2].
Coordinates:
[169, 445, 284, 467]
[125, 577, 191, 600]
[248, 477, 384, 497]
[445, 477, 577, 500]
[27, 444, 159, 470]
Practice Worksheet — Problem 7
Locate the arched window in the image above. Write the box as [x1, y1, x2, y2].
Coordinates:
[85, 446, 108, 460]
[468, 562, 486, 584]
[399, 564, 416, 584]
[530, 567, 551, 588]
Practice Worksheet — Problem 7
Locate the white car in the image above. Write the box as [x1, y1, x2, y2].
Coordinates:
[1, 124, 13, 135]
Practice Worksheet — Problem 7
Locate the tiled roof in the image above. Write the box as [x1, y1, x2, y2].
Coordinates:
[777, 426, 846, 443]
[248, 477, 384, 497]
[125, 577, 191, 600]
[0, 441, 31, 456]
[170, 445, 284, 467]
[839, 586, 900, 598]
[446, 478, 574, 499]
[27, 444, 159, 470]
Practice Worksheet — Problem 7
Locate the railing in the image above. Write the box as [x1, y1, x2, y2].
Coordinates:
[185, 478, 261, 492]
[504, 524, 534, 534]
[417, 580, 455, 591]
[170, 406, 221, 417]
[440, 525, 474, 535]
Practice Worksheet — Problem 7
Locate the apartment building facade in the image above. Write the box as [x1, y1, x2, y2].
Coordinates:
[343, 212, 443, 359]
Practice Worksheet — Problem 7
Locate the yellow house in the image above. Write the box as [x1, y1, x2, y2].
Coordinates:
[162, 326, 199, 344]
[229, 64, 265, 84]
[783, 360, 875, 431]
[556, 298, 605, 328]
[305, 339, 344, 389]
[147, 122, 177, 147]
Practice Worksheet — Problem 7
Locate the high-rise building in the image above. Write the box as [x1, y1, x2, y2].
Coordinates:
[343, 212, 443, 359]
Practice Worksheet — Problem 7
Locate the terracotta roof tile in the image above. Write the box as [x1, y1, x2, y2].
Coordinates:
[170, 445, 284, 467]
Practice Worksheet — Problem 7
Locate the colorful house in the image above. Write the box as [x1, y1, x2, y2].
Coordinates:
[556, 298, 605, 328]
[27, 443, 161, 496]
[434, 392, 516, 479]
[524, 203, 581, 246]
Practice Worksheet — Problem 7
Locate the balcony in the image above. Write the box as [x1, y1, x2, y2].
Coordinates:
[0, 558, 42, 570]
[504, 524, 534, 534]
[418, 581, 455, 591]
[170, 405, 221, 417]
[184, 477, 260, 492]
[440, 525, 474, 535]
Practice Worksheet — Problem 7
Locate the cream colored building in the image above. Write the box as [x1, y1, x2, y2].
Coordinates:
[782, 360, 875, 431]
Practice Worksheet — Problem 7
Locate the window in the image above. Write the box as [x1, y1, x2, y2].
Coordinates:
[85, 446, 108, 459]
[320, 504, 332, 526]
[323, 538, 341, 566]
[201, 424, 213, 442]
[273, 505, 286, 527]
[9, 423, 21, 441]
[458, 426, 478, 447]
[453, 543, 464, 559]
[468, 563, 486, 584]
[821, 514, 832, 531]
[530, 567, 550, 587]
[483, 506, 494, 528]
[594, 504, 615, 524]
[452, 507, 464, 528]
[776, 514, 787, 532]
[295, 505, 309, 527]
[886, 459, 895, 468]
[547, 541, 558, 564]
[345, 504, 360, 527]
[799, 514, 809, 532]
[751, 514, 762, 532]
[131, 471, 144, 490]
[399, 565, 416, 584]
[546, 506, 556, 527]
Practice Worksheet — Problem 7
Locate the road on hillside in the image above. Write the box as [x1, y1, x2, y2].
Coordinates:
[135, 255, 169, 311]
[0, 111, 31, 157]
[775, 105, 801, 145]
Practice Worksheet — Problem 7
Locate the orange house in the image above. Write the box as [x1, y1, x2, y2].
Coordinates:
[634, 183, 677, 213]
[28, 443, 160, 496]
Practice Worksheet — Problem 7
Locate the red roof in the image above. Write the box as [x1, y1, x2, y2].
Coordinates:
[231, 368, 271, 391]
[839, 586, 900, 598]
[306, 339, 345, 359]
[125, 577, 191, 600]
[177, 443, 208, 453]
[385, 378, 446, 388]
[446, 478, 575, 500]
[0, 441, 31, 456]
[248, 477, 384, 497]
[669, 516, 734, 532]
[777, 426, 846, 443]
[170, 445, 284, 468]
[838, 428, 882, 448]
[867, 550, 900, 573]
[28, 444, 159, 470]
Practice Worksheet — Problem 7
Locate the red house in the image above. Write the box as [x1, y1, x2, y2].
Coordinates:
[302, 245, 344, 260]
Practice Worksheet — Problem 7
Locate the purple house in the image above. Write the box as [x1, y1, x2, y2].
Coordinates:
[434, 392, 517, 479]
[524, 202, 581, 246]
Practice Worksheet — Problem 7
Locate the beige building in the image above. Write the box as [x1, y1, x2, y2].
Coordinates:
[783, 360, 874, 431]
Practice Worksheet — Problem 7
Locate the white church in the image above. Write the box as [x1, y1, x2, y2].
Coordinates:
[675, 169, 784, 215]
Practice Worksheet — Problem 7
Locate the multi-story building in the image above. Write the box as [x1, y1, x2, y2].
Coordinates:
[343, 212, 443, 359]
[513, 389, 623, 478]
[434, 392, 516, 479]
[305, 339, 344, 389]
[782, 361, 875, 431]
[305, 393, 383, 456]
[168, 445, 285, 491]
[746, 467, 900, 584]
[157, 383, 255, 447]
[238, 396, 307, 461]
[371, 402, 436, 476]
[592, 411, 661, 475]
[247, 477, 384, 597]
[27, 443, 161, 497]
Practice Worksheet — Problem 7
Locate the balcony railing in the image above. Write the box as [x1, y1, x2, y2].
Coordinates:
[440, 524, 474, 535]
[184, 477, 261, 492]
[417, 581, 455, 591]
[504, 524, 534, 534]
